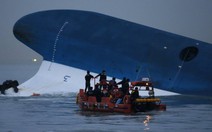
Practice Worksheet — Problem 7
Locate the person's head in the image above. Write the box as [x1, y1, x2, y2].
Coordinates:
[87, 70, 90, 74]
[102, 70, 106, 74]
[112, 77, 116, 80]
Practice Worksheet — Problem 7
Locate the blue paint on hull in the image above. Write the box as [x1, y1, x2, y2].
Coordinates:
[13, 10, 212, 96]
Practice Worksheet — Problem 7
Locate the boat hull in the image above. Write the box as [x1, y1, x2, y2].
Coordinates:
[76, 89, 166, 114]
[13, 10, 212, 96]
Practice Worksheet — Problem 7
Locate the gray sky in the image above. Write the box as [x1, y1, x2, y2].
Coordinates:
[1, 0, 212, 83]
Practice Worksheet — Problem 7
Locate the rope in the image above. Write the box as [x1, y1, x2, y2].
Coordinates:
[135, 65, 142, 80]
[170, 49, 191, 89]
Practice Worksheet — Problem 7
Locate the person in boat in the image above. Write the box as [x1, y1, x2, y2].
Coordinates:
[108, 77, 117, 92]
[101, 87, 109, 97]
[123, 78, 130, 95]
[117, 77, 130, 95]
[117, 77, 126, 92]
[110, 87, 124, 104]
[117, 77, 126, 87]
[94, 83, 102, 102]
[130, 87, 139, 102]
[85, 70, 94, 93]
[95, 70, 107, 88]
[86, 86, 94, 96]
[115, 89, 124, 106]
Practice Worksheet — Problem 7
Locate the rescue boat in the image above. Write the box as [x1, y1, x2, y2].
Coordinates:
[76, 78, 166, 114]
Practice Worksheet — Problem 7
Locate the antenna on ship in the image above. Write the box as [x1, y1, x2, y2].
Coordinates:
[48, 21, 69, 71]
[170, 48, 192, 89]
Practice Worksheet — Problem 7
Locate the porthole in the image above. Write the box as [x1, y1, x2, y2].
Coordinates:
[179, 46, 198, 62]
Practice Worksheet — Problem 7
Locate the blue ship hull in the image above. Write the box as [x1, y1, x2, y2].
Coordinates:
[13, 10, 212, 96]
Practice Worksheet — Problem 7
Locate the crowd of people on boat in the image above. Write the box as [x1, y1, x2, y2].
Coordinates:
[84, 70, 139, 104]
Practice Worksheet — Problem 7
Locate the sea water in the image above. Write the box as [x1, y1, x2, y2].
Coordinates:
[0, 94, 211, 132]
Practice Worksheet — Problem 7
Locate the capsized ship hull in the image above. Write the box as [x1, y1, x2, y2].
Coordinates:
[13, 10, 212, 96]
